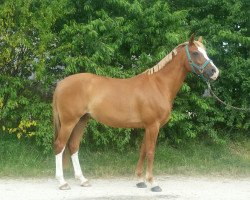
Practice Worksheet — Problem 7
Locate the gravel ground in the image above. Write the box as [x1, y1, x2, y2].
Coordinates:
[0, 176, 249, 200]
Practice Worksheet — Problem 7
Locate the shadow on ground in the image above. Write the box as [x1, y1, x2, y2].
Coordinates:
[72, 194, 179, 200]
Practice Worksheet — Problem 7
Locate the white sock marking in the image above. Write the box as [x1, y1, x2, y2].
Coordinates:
[55, 147, 67, 186]
[71, 151, 88, 184]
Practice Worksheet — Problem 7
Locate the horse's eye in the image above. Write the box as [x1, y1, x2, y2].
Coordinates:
[193, 51, 199, 56]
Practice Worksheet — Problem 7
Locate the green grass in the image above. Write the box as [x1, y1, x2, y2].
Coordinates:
[0, 138, 54, 177]
[0, 137, 249, 178]
[154, 141, 250, 177]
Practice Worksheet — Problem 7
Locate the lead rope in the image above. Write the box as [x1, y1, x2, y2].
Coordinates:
[206, 81, 250, 112]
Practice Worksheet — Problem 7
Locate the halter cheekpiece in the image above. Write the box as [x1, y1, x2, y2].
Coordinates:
[185, 45, 212, 81]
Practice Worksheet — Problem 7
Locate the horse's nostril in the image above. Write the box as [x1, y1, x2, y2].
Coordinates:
[211, 68, 216, 74]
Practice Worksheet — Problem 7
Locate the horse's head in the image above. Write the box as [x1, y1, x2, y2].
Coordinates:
[184, 34, 219, 81]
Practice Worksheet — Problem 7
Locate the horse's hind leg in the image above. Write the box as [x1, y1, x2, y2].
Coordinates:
[54, 121, 77, 190]
[68, 115, 90, 187]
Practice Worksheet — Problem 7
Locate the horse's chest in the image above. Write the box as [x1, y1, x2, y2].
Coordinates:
[159, 109, 171, 126]
[142, 100, 172, 126]
[157, 105, 171, 125]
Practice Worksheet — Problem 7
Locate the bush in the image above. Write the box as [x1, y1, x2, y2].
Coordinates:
[0, 0, 249, 153]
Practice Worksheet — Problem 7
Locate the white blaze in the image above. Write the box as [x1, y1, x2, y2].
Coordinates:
[198, 47, 219, 80]
[198, 47, 209, 60]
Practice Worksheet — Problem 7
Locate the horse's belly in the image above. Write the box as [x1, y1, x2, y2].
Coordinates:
[88, 99, 143, 128]
[90, 112, 143, 128]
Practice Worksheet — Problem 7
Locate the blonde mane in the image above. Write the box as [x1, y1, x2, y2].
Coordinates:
[144, 41, 204, 75]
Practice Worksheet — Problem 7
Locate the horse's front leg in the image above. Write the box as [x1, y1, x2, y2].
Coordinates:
[135, 135, 147, 188]
[145, 124, 162, 192]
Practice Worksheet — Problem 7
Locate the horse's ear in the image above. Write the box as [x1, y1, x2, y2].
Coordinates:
[198, 36, 203, 43]
[189, 33, 195, 45]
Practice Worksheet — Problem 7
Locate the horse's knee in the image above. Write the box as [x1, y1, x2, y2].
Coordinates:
[147, 151, 155, 160]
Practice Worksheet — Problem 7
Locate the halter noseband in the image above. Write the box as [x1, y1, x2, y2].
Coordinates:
[185, 45, 212, 81]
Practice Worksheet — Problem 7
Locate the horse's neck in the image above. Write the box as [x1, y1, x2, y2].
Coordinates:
[154, 53, 188, 101]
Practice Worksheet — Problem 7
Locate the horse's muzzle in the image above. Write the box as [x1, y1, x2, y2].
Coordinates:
[205, 62, 219, 81]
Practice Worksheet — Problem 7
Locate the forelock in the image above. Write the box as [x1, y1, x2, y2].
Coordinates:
[194, 41, 206, 50]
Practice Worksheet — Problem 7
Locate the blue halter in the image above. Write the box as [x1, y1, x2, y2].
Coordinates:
[185, 45, 212, 81]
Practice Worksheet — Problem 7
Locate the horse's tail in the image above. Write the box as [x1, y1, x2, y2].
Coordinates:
[53, 91, 70, 168]
[53, 93, 60, 142]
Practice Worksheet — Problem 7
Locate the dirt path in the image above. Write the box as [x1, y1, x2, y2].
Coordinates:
[0, 176, 249, 200]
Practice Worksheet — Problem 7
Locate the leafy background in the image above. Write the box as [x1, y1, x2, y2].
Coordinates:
[0, 0, 249, 153]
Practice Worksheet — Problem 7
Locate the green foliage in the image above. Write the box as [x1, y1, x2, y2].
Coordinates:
[166, 0, 250, 144]
[0, 0, 249, 153]
[83, 119, 132, 151]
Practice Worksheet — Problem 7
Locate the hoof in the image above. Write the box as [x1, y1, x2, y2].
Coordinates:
[136, 182, 147, 188]
[59, 183, 71, 190]
[151, 185, 162, 192]
[81, 181, 91, 187]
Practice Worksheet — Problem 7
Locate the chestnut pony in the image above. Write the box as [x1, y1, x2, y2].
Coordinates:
[53, 35, 219, 191]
